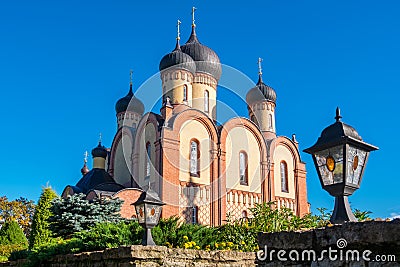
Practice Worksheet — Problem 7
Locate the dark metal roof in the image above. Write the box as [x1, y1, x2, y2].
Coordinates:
[180, 26, 222, 80]
[75, 168, 123, 194]
[159, 40, 196, 74]
[246, 75, 277, 104]
[304, 108, 379, 153]
[115, 85, 145, 115]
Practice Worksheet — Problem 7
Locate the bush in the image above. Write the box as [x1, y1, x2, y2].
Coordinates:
[50, 194, 124, 238]
[29, 187, 58, 250]
[74, 221, 143, 250]
[0, 220, 28, 247]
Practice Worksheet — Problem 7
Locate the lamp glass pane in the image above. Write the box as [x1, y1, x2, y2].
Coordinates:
[146, 204, 162, 225]
[135, 203, 145, 224]
[315, 145, 344, 185]
[346, 146, 367, 185]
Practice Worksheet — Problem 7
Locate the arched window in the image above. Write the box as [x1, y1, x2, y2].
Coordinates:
[204, 90, 209, 113]
[145, 142, 151, 178]
[239, 151, 248, 185]
[242, 210, 248, 219]
[183, 85, 188, 101]
[269, 114, 273, 129]
[280, 161, 288, 192]
[192, 206, 198, 224]
[190, 140, 200, 177]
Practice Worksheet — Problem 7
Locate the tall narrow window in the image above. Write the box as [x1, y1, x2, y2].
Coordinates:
[145, 142, 151, 178]
[269, 114, 273, 129]
[280, 161, 288, 192]
[190, 140, 200, 176]
[192, 206, 198, 224]
[183, 85, 188, 101]
[239, 151, 248, 185]
[204, 90, 209, 113]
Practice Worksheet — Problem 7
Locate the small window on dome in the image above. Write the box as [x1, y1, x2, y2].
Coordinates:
[204, 90, 209, 113]
[183, 85, 188, 101]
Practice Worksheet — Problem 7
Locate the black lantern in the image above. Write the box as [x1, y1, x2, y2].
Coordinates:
[133, 186, 165, 246]
[304, 108, 378, 223]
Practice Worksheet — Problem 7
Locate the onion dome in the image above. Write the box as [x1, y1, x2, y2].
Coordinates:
[81, 162, 89, 176]
[159, 40, 196, 74]
[92, 141, 108, 159]
[180, 26, 222, 80]
[115, 83, 144, 115]
[246, 74, 277, 104]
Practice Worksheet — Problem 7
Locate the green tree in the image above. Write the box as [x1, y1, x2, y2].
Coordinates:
[0, 220, 28, 247]
[50, 193, 123, 238]
[0, 197, 35, 236]
[29, 187, 58, 250]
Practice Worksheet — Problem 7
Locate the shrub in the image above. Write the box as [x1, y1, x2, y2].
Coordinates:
[0, 220, 28, 247]
[29, 187, 58, 250]
[74, 221, 143, 250]
[0, 220, 28, 262]
[50, 194, 124, 238]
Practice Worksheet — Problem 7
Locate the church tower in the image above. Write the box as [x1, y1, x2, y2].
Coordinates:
[246, 58, 277, 140]
[159, 9, 221, 120]
[159, 20, 196, 113]
[115, 71, 144, 130]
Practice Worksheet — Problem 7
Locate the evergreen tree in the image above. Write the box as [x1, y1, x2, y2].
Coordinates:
[28, 187, 57, 250]
[0, 220, 28, 247]
[50, 193, 123, 238]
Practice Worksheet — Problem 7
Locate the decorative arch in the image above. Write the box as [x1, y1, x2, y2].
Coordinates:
[108, 126, 135, 179]
[268, 136, 302, 169]
[220, 117, 268, 163]
[133, 112, 162, 188]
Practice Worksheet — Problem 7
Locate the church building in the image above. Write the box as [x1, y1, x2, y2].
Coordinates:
[62, 10, 309, 226]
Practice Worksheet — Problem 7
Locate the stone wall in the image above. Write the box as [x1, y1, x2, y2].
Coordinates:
[1, 246, 256, 267]
[2, 220, 399, 267]
[257, 219, 400, 266]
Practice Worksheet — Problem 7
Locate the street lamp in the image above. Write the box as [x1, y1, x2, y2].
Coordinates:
[304, 108, 378, 223]
[133, 186, 165, 245]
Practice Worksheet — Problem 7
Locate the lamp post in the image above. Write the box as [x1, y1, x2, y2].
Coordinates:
[304, 108, 378, 223]
[133, 186, 165, 246]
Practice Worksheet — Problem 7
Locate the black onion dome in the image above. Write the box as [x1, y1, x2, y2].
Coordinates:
[92, 142, 108, 158]
[115, 86, 145, 115]
[246, 75, 277, 104]
[159, 40, 196, 74]
[180, 27, 222, 80]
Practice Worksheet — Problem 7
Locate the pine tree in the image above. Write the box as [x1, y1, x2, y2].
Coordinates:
[28, 187, 58, 250]
[0, 220, 28, 247]
[50, 193, 123, 238]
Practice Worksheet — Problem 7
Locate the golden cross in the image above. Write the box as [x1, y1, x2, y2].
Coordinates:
[258, 57, 263, 75]
[177, 19, 181, 40]
[129, 69, 133, 86]
[191, 7, 197, 26]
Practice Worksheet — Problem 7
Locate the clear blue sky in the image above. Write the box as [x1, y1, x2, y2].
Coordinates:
[0, 0, 399, 219]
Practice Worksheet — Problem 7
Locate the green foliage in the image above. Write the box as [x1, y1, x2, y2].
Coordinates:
[29, 187, 58, 250]
[353, 209, 372, 221]
[0, 196, 35, 236]
[50, 193, 124, 238]
[26, 237, 83, 266]
[0, 220, 28, 247]
[74, 221, 143, 250]
[0, 244, 27, 260]
[0, 220, 28, 262]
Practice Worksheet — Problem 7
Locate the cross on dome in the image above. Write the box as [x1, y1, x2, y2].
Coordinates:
[191, 7, 197, 27]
